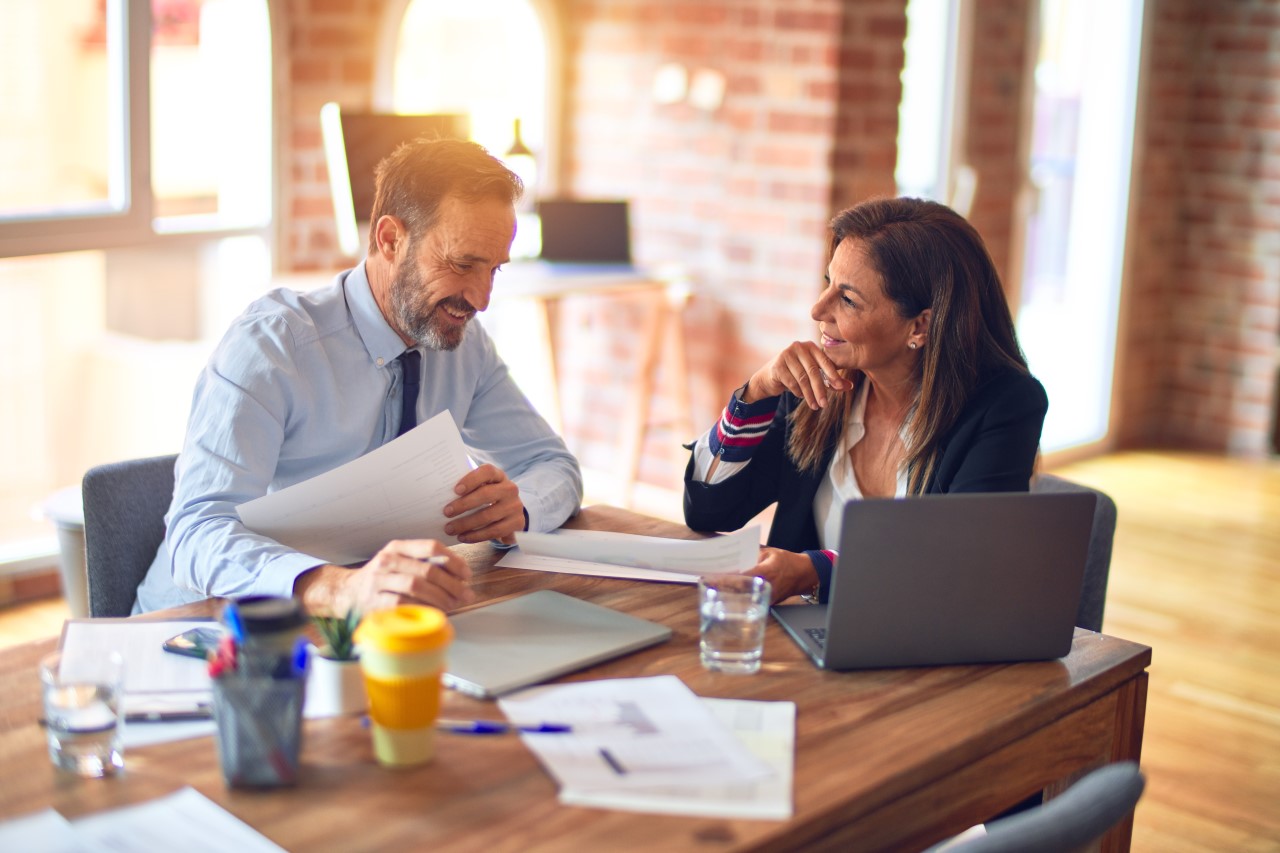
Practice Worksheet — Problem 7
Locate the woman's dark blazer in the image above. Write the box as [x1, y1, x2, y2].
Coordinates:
[683, 369, 1049, 559]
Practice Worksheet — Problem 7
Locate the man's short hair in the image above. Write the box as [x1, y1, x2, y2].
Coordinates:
[368, 138, 523, 253]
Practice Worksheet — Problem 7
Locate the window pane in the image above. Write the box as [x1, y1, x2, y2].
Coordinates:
[393, 0, 547, 162]
[0, 0, 120, 219]
[150, 0, 271, 226]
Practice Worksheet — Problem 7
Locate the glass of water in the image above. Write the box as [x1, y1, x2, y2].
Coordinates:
[40, 650, 125, 777]
[698, 574, 772, 674]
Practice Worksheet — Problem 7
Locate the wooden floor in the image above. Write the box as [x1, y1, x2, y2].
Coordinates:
[1049, 451, 1280, 853]
[1, 450, 1276, 851]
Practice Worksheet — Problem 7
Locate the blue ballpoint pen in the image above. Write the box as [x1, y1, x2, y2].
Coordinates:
[436, 719, 572, 735]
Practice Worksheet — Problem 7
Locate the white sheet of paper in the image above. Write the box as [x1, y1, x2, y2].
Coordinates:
[60, 619, 213, 701]
[511, 527, 760, 576]
[558, 698, 796, 820]
[0, 809, 107, 853]
[236, 410, 472, 565]
[493, 547, 697, 584]
[59, 619, 219, 747]
[71, 787, 287, 852]
[498, 675, 772, 791]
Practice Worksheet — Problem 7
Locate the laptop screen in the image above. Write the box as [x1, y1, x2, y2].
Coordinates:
[537, 199, 632, 264]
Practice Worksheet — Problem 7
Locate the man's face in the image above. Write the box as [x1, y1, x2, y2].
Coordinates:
[388, 194, 516, 350]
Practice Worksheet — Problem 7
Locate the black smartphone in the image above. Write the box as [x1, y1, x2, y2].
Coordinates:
[162, 626, 224, 660]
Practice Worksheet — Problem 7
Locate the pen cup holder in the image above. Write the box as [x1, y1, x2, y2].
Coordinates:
[212, 675, 306, 788]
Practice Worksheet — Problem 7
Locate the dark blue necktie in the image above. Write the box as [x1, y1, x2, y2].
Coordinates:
[396, 349, 421, 438]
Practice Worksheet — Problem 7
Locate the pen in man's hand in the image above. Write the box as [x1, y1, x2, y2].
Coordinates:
[435, 718, 572, 735]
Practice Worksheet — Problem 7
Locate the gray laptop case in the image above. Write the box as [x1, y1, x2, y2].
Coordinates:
[772, 492, 1095, 670]
[443, 590, 672, 698]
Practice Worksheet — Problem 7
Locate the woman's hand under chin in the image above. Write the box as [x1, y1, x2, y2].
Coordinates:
[749, 546, 821, 604]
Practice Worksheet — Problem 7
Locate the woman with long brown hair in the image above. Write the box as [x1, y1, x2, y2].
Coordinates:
[684, 197, 1047, 604]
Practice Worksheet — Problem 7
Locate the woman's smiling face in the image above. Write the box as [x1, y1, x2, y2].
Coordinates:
[810, 237, 923, 376]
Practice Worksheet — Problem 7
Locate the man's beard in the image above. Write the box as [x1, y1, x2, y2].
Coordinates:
[389, 261, 472, 351]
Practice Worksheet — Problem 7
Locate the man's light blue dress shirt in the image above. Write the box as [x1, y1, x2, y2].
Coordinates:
[134, 263, 582, 613]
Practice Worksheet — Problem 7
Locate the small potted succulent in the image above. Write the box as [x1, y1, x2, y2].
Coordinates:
[306, 608, 367, 717]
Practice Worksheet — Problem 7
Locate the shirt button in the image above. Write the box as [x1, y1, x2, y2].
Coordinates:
[376, 357, 384, 366]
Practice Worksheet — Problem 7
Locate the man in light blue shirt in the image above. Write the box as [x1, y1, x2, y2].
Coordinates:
[135, 139, 582, 615]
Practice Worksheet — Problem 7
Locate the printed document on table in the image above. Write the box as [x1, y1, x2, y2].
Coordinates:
[0, 809, 103, 853]
[236, 410, 472, 565]
[60, 619, 219, 747]
[509, 527, 760, 578]
[498, 675, 772, 791]
[60, 619, 212, 700]
[0, 788, 285, 852]
[73, 787, 286, 852]
[559, 698, 795, 819]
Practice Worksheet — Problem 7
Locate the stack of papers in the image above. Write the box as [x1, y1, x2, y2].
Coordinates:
[0, 788, 284, 852]
[498, 527, 761, 583]
[499, 675, 794, 819]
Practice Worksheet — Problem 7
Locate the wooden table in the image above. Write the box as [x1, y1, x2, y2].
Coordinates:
[0, 507, 1149, 852]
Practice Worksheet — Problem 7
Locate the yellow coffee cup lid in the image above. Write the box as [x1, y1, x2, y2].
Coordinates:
[354, 605, 453, 653]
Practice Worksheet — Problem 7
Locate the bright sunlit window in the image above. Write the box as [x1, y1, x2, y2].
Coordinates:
[393, 0, 547, 174]
[150, 0, 272, 227]
[0, 0, 123, 220]
[0, 0, 273, 561]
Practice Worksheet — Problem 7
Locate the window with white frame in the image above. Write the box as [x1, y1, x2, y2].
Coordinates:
[0, 0, 272, 565]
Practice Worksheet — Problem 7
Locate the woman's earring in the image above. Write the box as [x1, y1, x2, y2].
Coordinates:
[908, 341, 918, 350]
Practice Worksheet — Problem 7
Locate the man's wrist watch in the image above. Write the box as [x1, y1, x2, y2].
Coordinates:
[800, 581, 821, 604]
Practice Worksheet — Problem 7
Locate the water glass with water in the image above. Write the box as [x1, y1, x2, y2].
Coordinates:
[40, 650, 125, 777]
[699, 574, 771, 674]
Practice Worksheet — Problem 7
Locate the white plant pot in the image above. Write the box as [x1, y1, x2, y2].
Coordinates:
[304, 644, 367, 719]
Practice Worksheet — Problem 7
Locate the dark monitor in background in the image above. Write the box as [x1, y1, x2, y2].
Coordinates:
[536, 199, 632, 265]
[321, 103, 470, 257]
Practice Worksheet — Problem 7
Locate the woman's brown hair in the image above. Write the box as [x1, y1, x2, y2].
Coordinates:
[786, 197, 1029, 493]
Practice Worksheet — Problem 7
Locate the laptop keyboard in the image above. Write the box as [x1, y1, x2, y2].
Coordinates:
[805, 627, 827, 649]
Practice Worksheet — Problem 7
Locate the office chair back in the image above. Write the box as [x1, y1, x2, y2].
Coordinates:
[934, 761, 1145, 853]
[1031, 473, 1117, 632]
[82, 454, 178, 617]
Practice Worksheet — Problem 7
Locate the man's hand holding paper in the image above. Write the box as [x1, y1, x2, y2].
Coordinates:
[444, 463, 527, 545]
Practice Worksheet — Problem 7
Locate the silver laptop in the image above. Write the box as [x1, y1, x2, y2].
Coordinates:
[443, 590, 671, 698]
[772, 492, 1095, 670]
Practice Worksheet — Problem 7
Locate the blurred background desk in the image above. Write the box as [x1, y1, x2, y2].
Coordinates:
[489, 262, 694, 505]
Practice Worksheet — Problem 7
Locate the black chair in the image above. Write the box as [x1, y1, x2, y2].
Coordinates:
[81, 454, 178, 617]
[1031, 473, 1117, 632]
[932, 762, 1146, 853]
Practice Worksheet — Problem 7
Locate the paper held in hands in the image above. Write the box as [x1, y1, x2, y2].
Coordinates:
[236, 411, 473, 565]
[502, 527, 761, 583]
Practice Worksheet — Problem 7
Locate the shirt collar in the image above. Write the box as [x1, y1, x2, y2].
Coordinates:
[843, 378, 915, 450]
[346, 261, 411, 367]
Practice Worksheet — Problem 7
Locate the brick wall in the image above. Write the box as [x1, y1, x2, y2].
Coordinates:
[559, 0, 906, 487]
[1119, 0, 1280, 455]
[276, 0, 383, 273]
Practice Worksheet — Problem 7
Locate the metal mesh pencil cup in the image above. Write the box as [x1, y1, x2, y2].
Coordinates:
[212, 675, 305, 788]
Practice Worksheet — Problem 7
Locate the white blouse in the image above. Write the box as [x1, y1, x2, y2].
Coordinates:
[812, 380, 908, 551]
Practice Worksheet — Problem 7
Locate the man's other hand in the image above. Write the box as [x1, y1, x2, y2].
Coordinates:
[443, 464, 526, 545]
